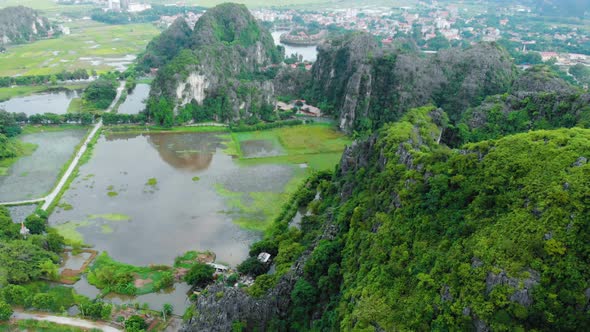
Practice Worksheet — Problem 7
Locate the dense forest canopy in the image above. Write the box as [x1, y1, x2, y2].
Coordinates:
[185, 106, 590, 331]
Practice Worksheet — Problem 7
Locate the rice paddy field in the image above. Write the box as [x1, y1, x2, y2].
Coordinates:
[0, 20, 159, 76]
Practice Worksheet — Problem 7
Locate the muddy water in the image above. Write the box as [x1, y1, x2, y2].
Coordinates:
[117, 84, 150, 114]
[0, 90, 82, 116]
[72, 275, 191, 315]
[239, 139, 285, 159]
[50, 132, 294, 267]
[272, 31, 318, 62]
[0, 129, 87, 202]
[7, 204, 36, 223]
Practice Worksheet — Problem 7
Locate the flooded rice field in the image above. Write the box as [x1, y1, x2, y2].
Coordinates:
[117, 84, 150, 114]
[0, 129, 87, 202]
[239, 139, 285, 158]
[0, 89, 82, 116]
[7, 204, 37, 223]
[50, 132, 296, 267]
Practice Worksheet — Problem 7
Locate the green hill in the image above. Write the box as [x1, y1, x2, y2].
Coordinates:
[183, 106, 590, 331]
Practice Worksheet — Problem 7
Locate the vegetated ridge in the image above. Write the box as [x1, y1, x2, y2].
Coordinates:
[182, 106, 590, 331]
[0, 6, 55, 45]
[141, 3, 283, 126]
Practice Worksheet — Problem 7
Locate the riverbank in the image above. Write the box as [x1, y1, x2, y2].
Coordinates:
[0, 84, 88, 102]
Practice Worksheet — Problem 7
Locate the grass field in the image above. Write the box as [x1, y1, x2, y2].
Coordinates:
[0, 21, 159, 76]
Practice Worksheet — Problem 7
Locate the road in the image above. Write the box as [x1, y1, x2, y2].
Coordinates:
[12, 311, 122, 332]
[0, 81, 126, 209]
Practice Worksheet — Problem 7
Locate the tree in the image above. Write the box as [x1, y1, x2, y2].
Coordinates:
[125, 315, 147, 331]
[162, 303, 173, 321]
[24, 214, 46, 235]
[184, 262, 214, 288]
[237, 257, 268, 277]
[39, 259, 59, 280]
[0, 301, 12, 321]
[32, 293, 55, 310]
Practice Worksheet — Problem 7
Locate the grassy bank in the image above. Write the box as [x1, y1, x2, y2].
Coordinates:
[103, 124, 229, 136]
[21, 125, 89, 135]
[87, 252, 174, 296]
[215, 123, 351, 231]
[0, 319, 92, 332]
[0, 140, 37, 176]
[0, 84, 88, 102]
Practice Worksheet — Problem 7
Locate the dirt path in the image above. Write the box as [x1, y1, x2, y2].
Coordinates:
[12, 310, 122, 332]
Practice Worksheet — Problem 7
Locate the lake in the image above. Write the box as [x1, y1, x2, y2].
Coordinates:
[117, 84, 150, 114]
[272, 31, 318, 62]
[49, 132, 298, 267]
[0, 129, 87, 202]
[0, 89, 82, 116]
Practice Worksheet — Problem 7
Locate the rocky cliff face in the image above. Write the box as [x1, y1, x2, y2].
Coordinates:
[0, 6, 53, 45]
[309, 33, 516, 133]
[148, 3, 282, 121]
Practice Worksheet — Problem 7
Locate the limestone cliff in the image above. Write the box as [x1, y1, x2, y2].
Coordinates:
[0, 6, 53, 45]
[148, 3, 282, 122]
[308, 33, 517, 133]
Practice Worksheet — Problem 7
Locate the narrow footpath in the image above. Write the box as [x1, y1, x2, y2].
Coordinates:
[12, 310, 122, 332]
[0, 81, 126, 208]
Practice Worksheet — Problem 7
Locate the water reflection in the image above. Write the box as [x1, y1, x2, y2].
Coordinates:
[272, 31, 318, 62]
[71, 275, 191, 315]
[50, 132, 277, 267]
[118, 84, 150, 115]
[0, 130, 87, 201]
[0, 90, 82, 116]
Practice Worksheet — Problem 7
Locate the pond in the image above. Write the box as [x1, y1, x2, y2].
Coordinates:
[0, 129, 87, 202]
[272, 31, 318, 62]
[117, 84, 150, 114]
[0, 89, 82, 116]
[7, 204, 36, 223]
[71, 275, 192, 315]
[49, 132, 297, 267]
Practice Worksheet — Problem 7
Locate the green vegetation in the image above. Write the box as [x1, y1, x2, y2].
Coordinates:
[0, 84, 87, 102]
[87, 252, 174, 295]
[238, 106, 590, 331]
[52, 221, 90, 246]
[214, 124, 350, 231]
[0, 301, 11, 322]
[0, 319, 99, 331]
[0, 138, 37, 176]
[87, 213, 130, 222]
[145, 3, 283, 126]
[146, 178, 157, 186]
[184, 263, 215, 288]
[0, 21, 159, 76]
[82, 77, 117, 111]
[174, 250, 214, 269]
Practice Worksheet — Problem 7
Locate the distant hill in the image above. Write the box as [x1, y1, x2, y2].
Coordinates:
[0, 6, 54, 45]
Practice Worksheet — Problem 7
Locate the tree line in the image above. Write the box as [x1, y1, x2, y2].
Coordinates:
[0, 69, 94, 88]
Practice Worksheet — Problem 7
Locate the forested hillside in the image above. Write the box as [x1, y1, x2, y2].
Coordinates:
[454, 66, 590, 145]
[184, 106, 590, 331]
[0, 6, 54, 45]
[144, 3, 283, 126]
[308, 33, 517, 133]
